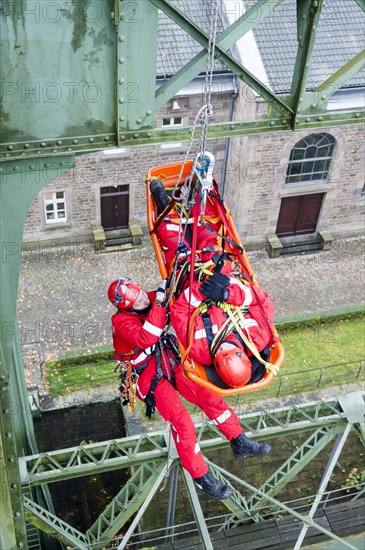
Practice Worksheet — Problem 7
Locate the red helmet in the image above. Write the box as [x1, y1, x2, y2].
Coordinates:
[108, 277, 141, 310]
[214, 346, 252, 387]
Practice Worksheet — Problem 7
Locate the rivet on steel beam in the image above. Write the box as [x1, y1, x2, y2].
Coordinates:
[136, 118, 142, 124]
[24, 144, 29, 149]
[8, 457, 15, 463]
[68, 148, 72, 151]
[57, 140, 62, 146]
[134, 134, 139, 138]
[119, 116, 125, 122]
[321, 96, 326, 101]
[53, 149, 57, 152]
[119, 57, 125, 63]
[13, 166, 19, 171]
[120, 134, 125, 140]
[306, 118, 311, 122]
[6, 432, 13, 438]
[318, 116, 323, 121]
[41, 142, 46, 147]
[11, 483, 18, 489]
[119, 35, 125, 42]
[147, 132, 152, 137]
[311, 103, 317, 108]
[0, 375, 6, 380]
[14, 511, 21, 518]
[146, 110, 152, 115]
[45, 163, 51, 168]
[104, 137, 110, 141]
[17, 542, 24, 548]
[7, 145, 13, 150]
[119, 78, 125, 84]
[29, 165, 35, 170]
[270, 121, 275, 126]
[230, 124, 235, 130]
[355, 112, 360, 118]
[89, 138, 94, 143]
[282, 120, 287, 124]
[73, 139, 78, 144]
[119, 98, 125, 104]
[3, 409, 10, 414]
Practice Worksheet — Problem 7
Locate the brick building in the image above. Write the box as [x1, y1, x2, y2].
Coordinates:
[22, 0, 364, 252]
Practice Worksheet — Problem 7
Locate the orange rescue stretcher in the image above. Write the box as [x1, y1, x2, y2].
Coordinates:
[146, 159, 285, 396]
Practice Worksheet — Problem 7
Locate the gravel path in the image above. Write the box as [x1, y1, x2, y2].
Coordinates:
[17, 236, 364, 360]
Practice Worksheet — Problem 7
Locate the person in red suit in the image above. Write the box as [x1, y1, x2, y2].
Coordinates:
[150, 180, 277, 388]
[108, 276, 271, 500]
[169, 278, 275, 388]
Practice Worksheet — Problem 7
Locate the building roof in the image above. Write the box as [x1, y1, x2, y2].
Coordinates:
[156, 0, 364, 92]
[156, 0, 228, 77]
[243, 0, 365, 93]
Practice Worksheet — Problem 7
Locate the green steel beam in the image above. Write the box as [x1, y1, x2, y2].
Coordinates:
[18, 399, 349, 487]
[118, 0, 158, 133]
[150, 0, 292, 117]
[207, 460, 358, 550]
[1, 106, 364, 159]
[221, 423, 346, 529]
[290, 0, 324, 127]
[313, 50, 365, 106]
[182, 468, 214, 550]
[116, 461, 172, 550]
[353, 0, 365, 12]
[23, 497, 89, 550]
[86, 462, 166, 549]
[155, 0, 286, 111]
[294, 424, 353, 549]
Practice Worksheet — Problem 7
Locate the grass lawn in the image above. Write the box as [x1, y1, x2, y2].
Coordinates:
[45, 315, 365, 397]
[280, 316, 364, 370]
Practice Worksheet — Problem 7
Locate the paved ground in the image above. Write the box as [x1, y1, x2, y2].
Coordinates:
[17, 235, 364, 360]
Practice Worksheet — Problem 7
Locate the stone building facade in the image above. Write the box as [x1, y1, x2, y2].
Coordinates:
[22, 89, 233, 248]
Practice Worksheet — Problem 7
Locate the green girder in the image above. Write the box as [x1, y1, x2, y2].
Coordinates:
[19, 399, 347, 486]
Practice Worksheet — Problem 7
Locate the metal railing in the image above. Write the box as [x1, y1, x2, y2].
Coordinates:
[32, 356, 364, 400]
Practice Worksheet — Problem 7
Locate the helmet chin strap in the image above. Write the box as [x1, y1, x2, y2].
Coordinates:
[132, 300, 152, 314]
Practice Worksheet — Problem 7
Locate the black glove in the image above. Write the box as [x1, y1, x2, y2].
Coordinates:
[200, 272, 230, 302]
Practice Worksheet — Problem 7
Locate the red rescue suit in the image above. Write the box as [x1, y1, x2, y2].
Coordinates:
[170, 279, 275, 367]
[111, 292, 243, 478]
[156, 196, 223, 265]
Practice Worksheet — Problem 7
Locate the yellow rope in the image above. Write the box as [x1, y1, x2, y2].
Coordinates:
[212, 302, 278, 376]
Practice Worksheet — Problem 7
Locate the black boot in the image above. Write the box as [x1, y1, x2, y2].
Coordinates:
[150, 180, 170, 214]
[231, 432, 271, 460]
[193, 472, 233, 500]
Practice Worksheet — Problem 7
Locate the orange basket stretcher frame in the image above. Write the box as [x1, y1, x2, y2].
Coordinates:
[146, 160, 285, 396]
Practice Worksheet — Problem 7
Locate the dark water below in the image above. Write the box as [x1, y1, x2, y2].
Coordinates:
[33, 400, 127, 532]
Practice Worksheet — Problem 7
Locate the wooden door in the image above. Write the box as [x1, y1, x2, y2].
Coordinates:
[100, 185, 129, 230]
[276, 193, 324, 237]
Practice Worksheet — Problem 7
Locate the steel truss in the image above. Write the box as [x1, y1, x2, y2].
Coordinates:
[1, 2, 365, 547]
[20, 393, 364, 550]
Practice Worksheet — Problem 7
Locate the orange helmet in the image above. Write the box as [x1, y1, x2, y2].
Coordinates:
[214, 346, 252, 387]
[108, 277, 141, 310]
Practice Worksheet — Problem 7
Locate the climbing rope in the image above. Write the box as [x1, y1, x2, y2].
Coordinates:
[172, 0, 218, 202]
[164, 1, 218, 309]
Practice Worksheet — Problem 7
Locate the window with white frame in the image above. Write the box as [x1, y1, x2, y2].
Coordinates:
[285, 133, 336, 184]
[161, 117, 183, 149]
[44, 191, 67, 223]
[162, 116, 183, 126]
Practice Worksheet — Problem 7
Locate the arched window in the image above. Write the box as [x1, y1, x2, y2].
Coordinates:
[285, 133, 336, 184]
